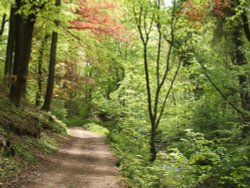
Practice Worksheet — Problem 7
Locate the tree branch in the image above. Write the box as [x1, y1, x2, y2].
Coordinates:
[157, 0, 176, 98]
[198, 61, 246, 116]
[133, 5, 146, 44]
[156, 59, 182, 128]
[0, 14, 7, 36]
[156, 0, 161, 87]
[134, 3, 154, 124]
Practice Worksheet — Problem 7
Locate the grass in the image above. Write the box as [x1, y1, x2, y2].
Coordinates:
[83, 123, 109, 135]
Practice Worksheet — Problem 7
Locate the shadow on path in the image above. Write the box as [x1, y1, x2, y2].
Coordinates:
[16, 127, 125, 188]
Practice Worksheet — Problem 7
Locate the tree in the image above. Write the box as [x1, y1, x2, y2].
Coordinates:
[69, 0, 125, 40]
[42, 0, 61, 111]
[4, 5, 16, 85]
[35, 34, 49, 107]
[9, 0, 37, 107]
[211, 0, 250, 131]
[182, 0, 250, 131]
[133, 0, 182, 161]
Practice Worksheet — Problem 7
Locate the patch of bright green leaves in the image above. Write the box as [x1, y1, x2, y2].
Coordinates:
[83, 123, 109, 135]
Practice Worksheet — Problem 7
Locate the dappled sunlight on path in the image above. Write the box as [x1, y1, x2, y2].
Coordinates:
[17, 127, 125, 188]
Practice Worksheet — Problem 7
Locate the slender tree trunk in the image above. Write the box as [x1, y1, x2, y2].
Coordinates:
[42, 0, 61, 111]
[42, 33, 58, 111]
[4, 7, 16, 84]
[150, 123, 157, 162]
[35, 35, 49, 107]
[9, 0, 36, 107]
[0, 14, 7, 36]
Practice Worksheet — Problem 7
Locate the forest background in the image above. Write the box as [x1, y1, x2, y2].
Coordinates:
[0, 0, 250, 187]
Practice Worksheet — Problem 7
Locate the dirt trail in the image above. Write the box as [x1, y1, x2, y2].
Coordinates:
[17, 127, 125, 188]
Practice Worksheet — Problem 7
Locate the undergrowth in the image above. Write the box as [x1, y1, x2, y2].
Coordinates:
[0, 92, 67, 186]
[83, 123, 109, 135]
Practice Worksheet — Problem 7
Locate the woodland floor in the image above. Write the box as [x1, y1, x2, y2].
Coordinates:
[6, 127, 125, 188]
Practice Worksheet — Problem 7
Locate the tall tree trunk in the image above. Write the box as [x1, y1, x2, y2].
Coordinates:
[42, 32, 58, 111]
[9, 0, 36, 107]
[42, 0, 61, 111]
[35, 35, 49, 107]
[4, 7, 16, 84]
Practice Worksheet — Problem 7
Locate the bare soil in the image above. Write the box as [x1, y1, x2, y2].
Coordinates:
[9, 127, 125, 188]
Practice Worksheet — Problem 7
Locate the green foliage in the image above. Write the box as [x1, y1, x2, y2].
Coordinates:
[14, 138, 36, 162]
[155, 129, 219, 187]
[94, 69, 159, 186]
[64, 99, 92, 126]
[0, 157, 19, 185]
[153, 127, 250, 188]
[0, 0, 250, 187]
[83, 123, 109, 135]
[50, 99, 68, 120]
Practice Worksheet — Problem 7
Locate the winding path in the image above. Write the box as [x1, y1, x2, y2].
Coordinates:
[19, 127, 125, 188]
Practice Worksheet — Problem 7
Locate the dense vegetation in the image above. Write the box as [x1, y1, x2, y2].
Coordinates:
[0, 0, 249, 187]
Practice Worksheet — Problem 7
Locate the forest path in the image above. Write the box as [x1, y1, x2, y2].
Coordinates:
[17, 127, 125, 188]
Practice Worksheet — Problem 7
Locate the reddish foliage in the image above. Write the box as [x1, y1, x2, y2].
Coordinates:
[69, 0, 126, 41]
[180, 0, 231, 21]
[54, 60, 96, 99]
[62, 61, 96, 86]
[181, 0, 208, 22]
[212, 0, 231, 17]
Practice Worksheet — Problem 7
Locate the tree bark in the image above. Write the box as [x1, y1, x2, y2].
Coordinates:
[42, 0, 61, 111]
[4, 7, 16, 84]
[9, 0, 36, 107]
[42, 32, 58, 111]
[35, 35, 49, 107]
[150, 125, 157, 162]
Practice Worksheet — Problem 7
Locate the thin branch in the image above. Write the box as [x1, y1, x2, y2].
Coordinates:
[62, 27, 92, 50]
[0, 14, 7, 36]
[134, 3, 154, 124]
[143, 7, 148, 36]
[157, 0, 176, 96]
[198, 61, 246, 116]
[156, 59, 182, 128]
[133, 5, 146, 44]
[167, 0, 176, 71]
[147, 7, 155, 36]
[153, 0, 162, 126]
[156, 0, 161, 87]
